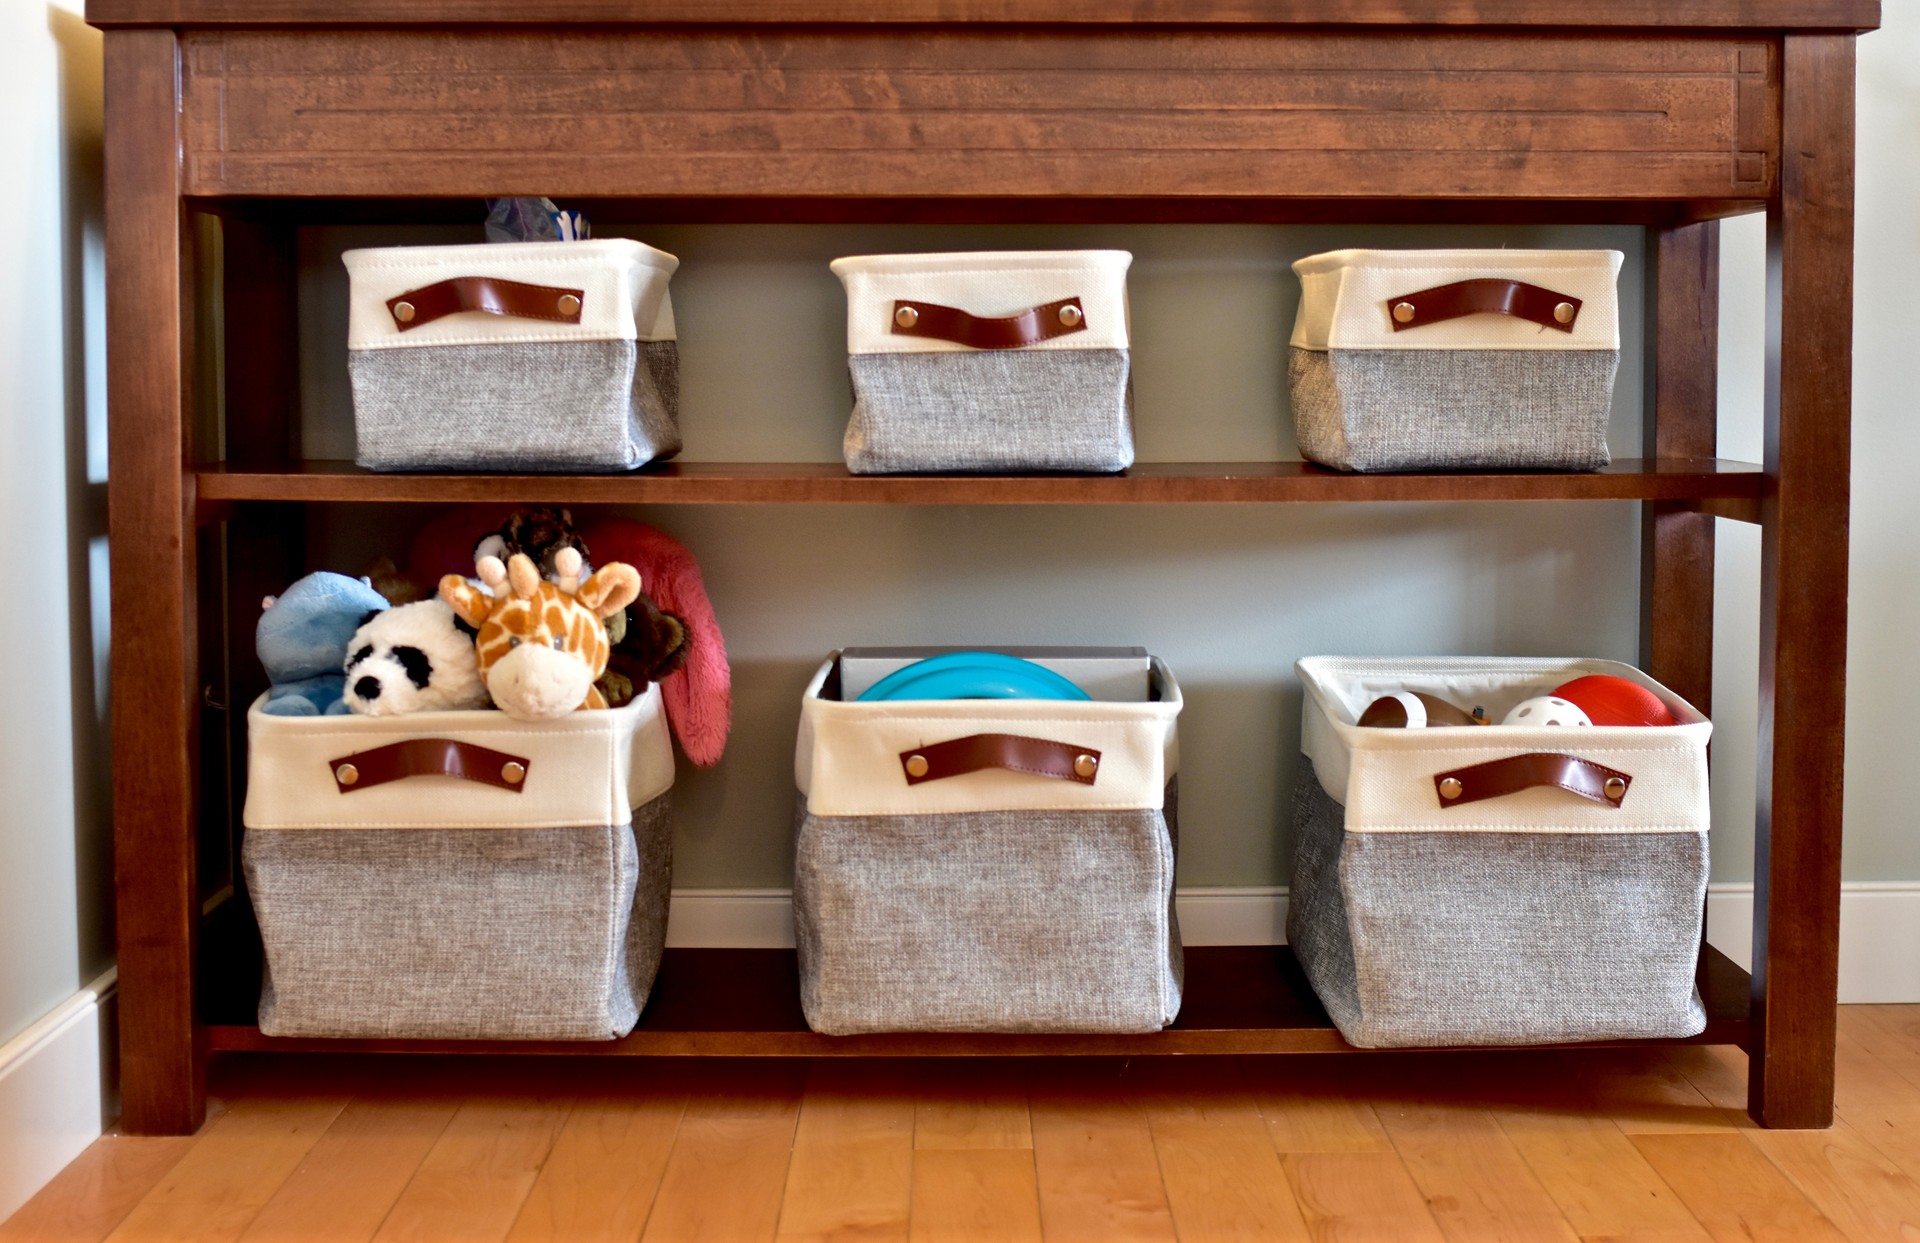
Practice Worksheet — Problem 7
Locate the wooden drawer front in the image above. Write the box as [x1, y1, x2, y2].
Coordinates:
[181, 29, 1777, 201]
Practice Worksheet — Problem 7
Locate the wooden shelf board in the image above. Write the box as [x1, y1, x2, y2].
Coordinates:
[203, 944, 1750, 1057]
[87, 0, 1882, 31]
[196, 458, 1767, 508]
[200, 196, 1769, 229]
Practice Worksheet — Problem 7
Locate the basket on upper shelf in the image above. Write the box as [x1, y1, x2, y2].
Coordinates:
[342, 239, 681, 473]
[1288, 249, 1625, 473]
[830, 251, 1137, 475]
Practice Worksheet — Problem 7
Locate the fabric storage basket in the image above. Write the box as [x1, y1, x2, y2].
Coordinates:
[793, 650, 1183, 1033]
[830, 251, 1135, 474]
[342, 238, 681, 472]
[1288, 656, 1710, 1048]
[240, 686, 675, 1040]
[1288, 249, 1624, 472]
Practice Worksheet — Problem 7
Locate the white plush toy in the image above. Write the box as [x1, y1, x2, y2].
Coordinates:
[341, 599, 490, 716]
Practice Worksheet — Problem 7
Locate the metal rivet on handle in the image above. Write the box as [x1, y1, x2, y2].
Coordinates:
[1604, 776, 1627, 800]
[556, 294, 581, 317]
[905, 754, 929, 778]
[335, 763, 359, 786]
[1554, 301, 1576, 324]
[1392, 301, 1417, 324]
[1438, 776, 1463, 800]
[1058, 304, 1084, 328]
[894, 305, 919, 329]
[392, 301, 415, 324]
[1074, 754, 1098, 779]
[502, 761, 527, 785]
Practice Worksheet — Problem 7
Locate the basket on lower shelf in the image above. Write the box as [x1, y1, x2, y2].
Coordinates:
[1288, 655, 1710, 1048]
[792, 648, 1183, 1034]
[240, 687, 675, 1040]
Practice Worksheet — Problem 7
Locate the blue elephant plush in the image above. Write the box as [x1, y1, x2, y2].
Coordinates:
[257, 572, 390, 716]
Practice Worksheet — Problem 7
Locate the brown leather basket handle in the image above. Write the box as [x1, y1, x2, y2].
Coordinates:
[899, 734, 1102, 786]
[1433, 752, 1631, 809]
[1386, 279, 1582, 334]
[386, 277, 585, 332]
[889, 298, 1088, 350]
[328, 739, 532, 794]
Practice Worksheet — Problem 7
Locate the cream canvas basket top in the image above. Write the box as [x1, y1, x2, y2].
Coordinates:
[244, 686, 674, 832]
[796, 655, 1180, 818]
[831, 250, 1132, 356]
[1290, 249, 1624, 353]
[1297, 655, 1710, 837]
[343, 238, 679, 352]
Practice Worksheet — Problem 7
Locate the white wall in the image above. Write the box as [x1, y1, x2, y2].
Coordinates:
[0, 0, 115, 1223]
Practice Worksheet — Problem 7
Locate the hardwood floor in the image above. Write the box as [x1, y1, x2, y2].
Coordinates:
[8, 1011, 1920, 1243]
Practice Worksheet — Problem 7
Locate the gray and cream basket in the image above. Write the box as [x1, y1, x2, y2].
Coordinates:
[343, 238, 681, 472]
[1288, 249, 1624, 472]
[792, 650, 1183, 1034]
[240, 687, 674, 1040]
[1288, 656, 1710, 1049]
[830, 251, 1136, 474]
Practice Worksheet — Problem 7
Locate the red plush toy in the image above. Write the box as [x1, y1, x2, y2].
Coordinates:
[1551, 674, 1677, 727]
[406, 506, 733, 765]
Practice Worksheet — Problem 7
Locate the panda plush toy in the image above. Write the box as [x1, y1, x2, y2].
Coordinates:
[341, 599, 491, 716]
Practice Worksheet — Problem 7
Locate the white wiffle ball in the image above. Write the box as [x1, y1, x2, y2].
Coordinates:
[1501, 695, 1593, 727]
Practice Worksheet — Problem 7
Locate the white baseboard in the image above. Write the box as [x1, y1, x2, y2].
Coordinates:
[1704, 882, 1920, 1005]
[0, 969, 117, 1224]
[666, 883, 1920, 1004]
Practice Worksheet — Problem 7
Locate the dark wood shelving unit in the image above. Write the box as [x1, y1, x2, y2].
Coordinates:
[195, 458, 1769, 511]
[93, 0, 1870, 1134]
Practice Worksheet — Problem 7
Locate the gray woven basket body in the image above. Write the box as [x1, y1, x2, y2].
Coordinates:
[794, 785, 1182, 1034]
[1288, 346, 1617, 472]
[844, 349, 1134, 474]
[244, 792, 672, 1040]
[349, 339, 680, 472]
[1286, 761, 1705, 1048]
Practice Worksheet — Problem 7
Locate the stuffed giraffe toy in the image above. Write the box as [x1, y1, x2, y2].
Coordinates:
[438, 550, 641, 721]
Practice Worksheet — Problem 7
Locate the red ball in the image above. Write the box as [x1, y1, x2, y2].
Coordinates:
[1551, 675, 1678, 727]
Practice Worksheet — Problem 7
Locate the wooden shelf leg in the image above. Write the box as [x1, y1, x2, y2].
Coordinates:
[1750, 33, 1855, 1130]
[105, 28, 205, 1135]
[1642, 221, 1720, 717]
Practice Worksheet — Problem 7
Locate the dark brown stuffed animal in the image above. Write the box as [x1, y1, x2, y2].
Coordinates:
[596, 593, 691, 707]
[473, 506, 591, 587]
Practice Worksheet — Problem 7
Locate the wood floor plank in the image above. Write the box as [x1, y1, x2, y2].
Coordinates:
[775, 1061, 914, 1243]
[501, 1070, 688, 1243]
[101, 1092, 350, 1243]
[913, 1062, 1032, 1151]
[0, 1136, 196, 1243]
[1028, 1063, 1177, 1243]
[908, 1150, 1042, 1243]
[1631, 1133, 1851, 1243]
[237, 1089, 461, 1243]
[1487, 1058, 1715, 1243]
[1372, 1096, 1581, 1243]
[1571, 1049, 1734, 1136]
[368, 1090, 572, 1243]
[1831, 1028, 1920, 1179]
[1252, 1062, 1393, 1154]
[1281, 1151, 1449, 1243]
[1131, 1061, 1312, 1243]
[639, 1063, 804, 1243]
[1665, 1042, 1920, 1241]
[1841, 1007, 1920, 1093]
